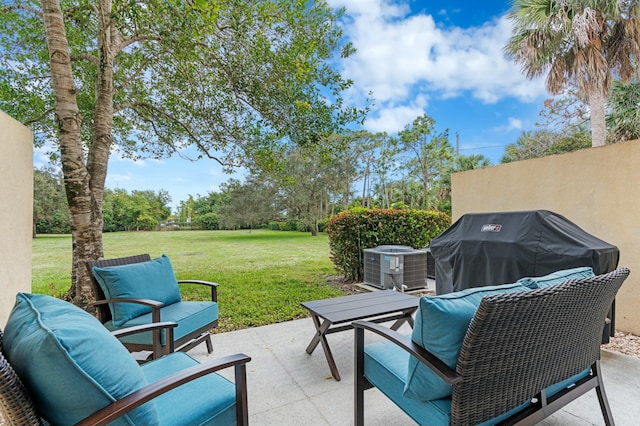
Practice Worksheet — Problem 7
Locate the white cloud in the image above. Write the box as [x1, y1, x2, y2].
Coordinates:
[493, 117, 529, 133]
[329, 0, 546, 130]
[365, 94, 429, 132]
[33, 145, 57, 170]
[117, 156, 146, 167]
[209, 167, 224, 177]
[508, 117, 523, 130]
[105, 173, 132, 186]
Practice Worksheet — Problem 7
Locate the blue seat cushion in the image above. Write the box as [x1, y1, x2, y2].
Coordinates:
[405, 283, 531, 401]
[366, 339, 590, 425]
[105, 301, 218, 346]
[3, 293, 158, 425]
[92, 254, 182, 326]
[364, 340, 451, 425]
[141, 352, 237, 425]
[517, 267, 595, 289]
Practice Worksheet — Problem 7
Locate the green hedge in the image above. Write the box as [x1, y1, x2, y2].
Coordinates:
[326, 208, 451, 281]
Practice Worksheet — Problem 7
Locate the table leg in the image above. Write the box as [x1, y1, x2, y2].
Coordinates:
[306, 314, 341, 381]
[390, 309, 417, 331]
[305, 314, 329, 354]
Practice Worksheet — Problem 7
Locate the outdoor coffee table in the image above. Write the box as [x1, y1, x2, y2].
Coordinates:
[301, 290, 419, 381]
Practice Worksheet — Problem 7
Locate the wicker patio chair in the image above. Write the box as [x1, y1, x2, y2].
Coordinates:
[0, 302, 250, 426]
[86, 254, 219, 358]
[355, 268, 630, 426]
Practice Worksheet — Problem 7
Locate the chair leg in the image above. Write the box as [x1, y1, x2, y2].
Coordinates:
[235, 362, 249, 426]
[354, 327, 365, 426]
[593, 361, 615, 426]
[206, 334, 213, 353]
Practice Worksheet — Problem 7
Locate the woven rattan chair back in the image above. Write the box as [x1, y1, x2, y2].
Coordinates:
[85, 254, 152, 323]
[0, 330, 45, 426]
[450, 268, 630, 425]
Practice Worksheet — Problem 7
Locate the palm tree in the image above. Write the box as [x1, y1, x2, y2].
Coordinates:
[606, 79, 640, 142]
[455, 154, 492, 171]
[505, 0, 640, 147]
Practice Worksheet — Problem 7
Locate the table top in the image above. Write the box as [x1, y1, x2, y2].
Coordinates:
[301, 290, 419, 324]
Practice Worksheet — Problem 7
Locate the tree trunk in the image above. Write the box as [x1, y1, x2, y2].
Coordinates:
[380, 181, 388, 208]
[343, 180, 350, 210]
[421, 162, 429, 209]
[402, 179, 406, 204]
[361, 164, 368, 208]
[589, 88, 607, 147]
[42, 0, 112, 307]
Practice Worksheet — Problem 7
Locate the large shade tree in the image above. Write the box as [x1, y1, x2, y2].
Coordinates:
[0, 0, 365, 306]
[397, 114, 453, 210]
[505, 0, 640, 147]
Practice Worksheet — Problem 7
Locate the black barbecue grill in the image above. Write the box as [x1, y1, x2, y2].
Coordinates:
[430, 210, 620, 342]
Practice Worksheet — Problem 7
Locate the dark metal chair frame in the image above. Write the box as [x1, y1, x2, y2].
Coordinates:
[355, 268, 630, 426]
[86, 254, 219, 358]
[0, 322, 250, 426]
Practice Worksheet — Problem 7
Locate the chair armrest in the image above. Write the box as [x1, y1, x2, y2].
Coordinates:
[353, 320, 462, 385]
[112, 322, 178, 358]
[89, 298, 164, 309]
[177, 280, 219, 302]
[88, 298, 163, 323]
[75, 353, 252, 426]
[111, 321, 178, 339]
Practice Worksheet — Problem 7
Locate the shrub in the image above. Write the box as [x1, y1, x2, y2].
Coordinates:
[136, 214, 158, 231]
[195, 212, 220, 230]
[268, 221, 281, 230]
[278, 221, 299, 231]
[317, 218, 328, 233]
[326, 208, 450, 282]
[35, 211, 72, 234]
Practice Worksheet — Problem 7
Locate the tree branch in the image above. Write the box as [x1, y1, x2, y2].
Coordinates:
[24, 108, 54, 126]
[71, 52, 99, 66]
[116, 33, 164, 53]
[114, 101, 237, 166]
[114, 58, 152, 94]
[2, 4, 43, 20]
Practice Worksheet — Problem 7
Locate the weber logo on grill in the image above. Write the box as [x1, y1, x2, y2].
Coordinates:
[481, 224, 502, 232]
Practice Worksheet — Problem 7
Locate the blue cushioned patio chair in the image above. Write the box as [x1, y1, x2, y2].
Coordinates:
[1, 293, 250, 426]
[86, 254, 219, 359]
[354, 268, 629, 426]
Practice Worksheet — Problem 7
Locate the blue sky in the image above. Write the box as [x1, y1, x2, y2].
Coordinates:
[34, 0, 550, 212]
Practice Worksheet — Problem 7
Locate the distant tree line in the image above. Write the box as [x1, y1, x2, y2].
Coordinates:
[102, 189, 172, 232]
[33, 168, 172, 235]
[34, 167, 70, 235]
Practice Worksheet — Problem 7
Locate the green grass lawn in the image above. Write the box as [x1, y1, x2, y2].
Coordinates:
[32, 230, 346, 332]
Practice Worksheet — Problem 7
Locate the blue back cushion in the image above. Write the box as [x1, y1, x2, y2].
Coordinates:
[93, 254, 182, 326]
[516, 266, 594, 289]
[3, 293, 158, 425]
[404, 283, 531, 401]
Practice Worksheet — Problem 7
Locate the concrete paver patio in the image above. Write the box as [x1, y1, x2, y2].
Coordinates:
[189, 316, 640, 426]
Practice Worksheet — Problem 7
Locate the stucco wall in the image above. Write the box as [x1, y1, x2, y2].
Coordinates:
[451, 140, 640, 334]
[0, 112, 33, 327]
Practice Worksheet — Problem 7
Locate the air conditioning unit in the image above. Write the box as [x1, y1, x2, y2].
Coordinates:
[363, 245, 429, 291]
